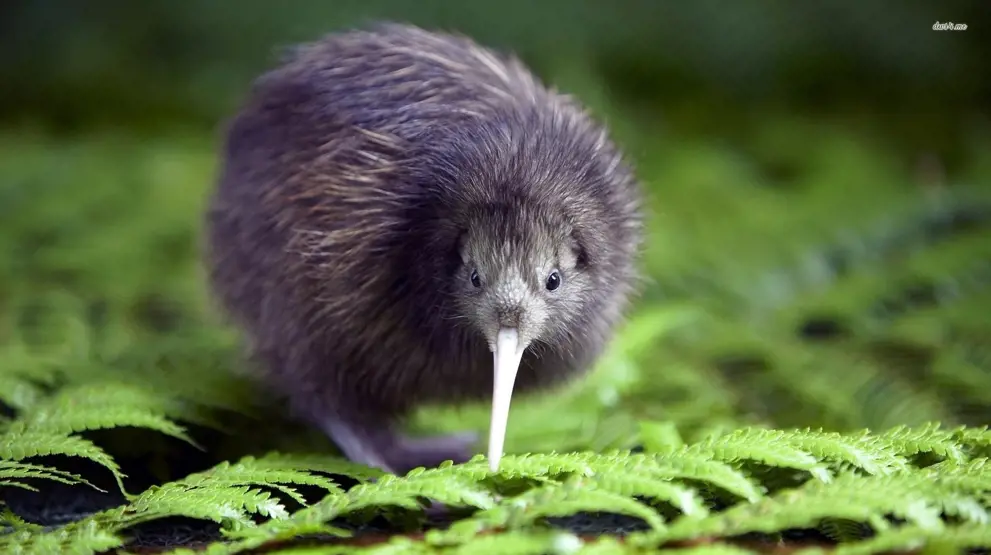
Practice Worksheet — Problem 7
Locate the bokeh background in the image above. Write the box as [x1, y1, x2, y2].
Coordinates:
[1, 1, 990, 458]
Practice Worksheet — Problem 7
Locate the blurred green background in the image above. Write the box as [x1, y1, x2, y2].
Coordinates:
[1, 1, 990, 456]
[2, 1, 989, 144]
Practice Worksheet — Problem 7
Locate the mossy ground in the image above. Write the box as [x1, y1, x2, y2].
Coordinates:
[1, 101, 990, 554]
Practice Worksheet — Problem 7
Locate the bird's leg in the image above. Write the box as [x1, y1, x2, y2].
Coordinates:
[319, 411, 477, 475]
[392, 430, 479, 472]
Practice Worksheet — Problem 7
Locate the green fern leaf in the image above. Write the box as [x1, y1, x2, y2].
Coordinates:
[736, 428, 906, 475]
[656, 545, 760, 555]
[0, 459, 100, 491]
[423, 509, 508, 546]
[922, 457, 991, 483]
[95, 454, 368, 537]
[111, 484, 290, 530]
[573, 536, 636, 555]
[223, 468, 497, 546]
[919, 458, 991, 522]
[643, 453, 763, 503]
[15, 382, 199, 448]
[446, 530, 586, 555]
[222, 520, 351, 552]
[223, 495, 352, 546]
[498, 451, 762, 504]
[586, 473, 709, 518]
[345, 471, 497, 512]
[0, 374, 45, 413]
[478, 452, 596, 479]
[348, 537, 435, 555]
[686, 428, 830, 482]
[952, 425, 991, 450]
[501, 476, 666, 532]
[155, 547, 236, 555]
[174, 456, 344, 506]
[0, 479, 39, 492]
[0, 519, 124, 555]
[831, 523, 991, 555]
[817, 517, 873, 542]
[0, 429, 123, 492]
[876, 423, 966, 462]
[245, 548, 359, 555]
[638, 421, 685, 455]
[247, 452, 386, 482]
[660, 470, 986, 542]
[1, 507, 42, 531]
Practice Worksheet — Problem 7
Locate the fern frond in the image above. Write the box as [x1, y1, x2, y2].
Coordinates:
[344, 470, 497, 513]
[693, 426, 913, 477]
[353, 538, 435, 555]
[248, 452, 386, 482]
[0, 479, 39, 491]
[875, 422, 966, 461]
[817, 517, 873, 542]
[221, 520, 352, 553]
[0, 374, 45, 413]
[2, 129, 990, 554]
[172, 456, 344, 507]
[0, 507, 42, 531]
[637, 421, 686, 455]
[501, 475, 666, 532]
[222, 468, 499, 547]
[641, 453, 763, 503]
[656, 545, 760, 555]
[587, 473, 709, 518]
[0, 459, 100, 491]
[573, 536, 636, 555]
[109, 483, 289, 531]
[0, 519, 124, 555]
[155, 548, 225, 555]
[0, 429, 122, 492]
[14, 382, 199, 447]
[0, 380, 213, 496]
[831, 523, 991, 555]
[685, 428, 830, 481]
[477, 452, 597, 479]
[96, 453, 360, 535]
[491, 452, 762, 503]
[952, 424, 991, 450]
[444, 530, 584, 555]
[660, 469, 987, 543]
[778, 430, 908, 476]
[919, 458, 991, 521]
[667, 422, 981, 479]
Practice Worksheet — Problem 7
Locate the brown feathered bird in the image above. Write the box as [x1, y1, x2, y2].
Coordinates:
[204, 22, 643, 474]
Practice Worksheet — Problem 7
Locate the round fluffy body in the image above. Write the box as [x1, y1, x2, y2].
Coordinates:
[205, 22, 642, 471]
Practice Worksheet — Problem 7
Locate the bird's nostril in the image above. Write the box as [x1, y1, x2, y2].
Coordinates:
[497, 305, 523, 328]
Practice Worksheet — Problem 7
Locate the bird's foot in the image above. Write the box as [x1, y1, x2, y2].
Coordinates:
[392, 430, 479, 473]
[320, 414, 478, 475]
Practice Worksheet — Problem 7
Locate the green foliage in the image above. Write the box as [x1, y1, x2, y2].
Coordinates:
[3, 416, 991, 554]
[1, 97, 990, 554]
[3, 0, 988, 137]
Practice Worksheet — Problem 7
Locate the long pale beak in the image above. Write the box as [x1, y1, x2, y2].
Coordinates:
[488, 327, 525, 472]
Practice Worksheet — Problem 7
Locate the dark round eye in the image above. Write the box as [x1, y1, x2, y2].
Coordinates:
[470, 269, 481, 288]
[545, 270, 561, 291]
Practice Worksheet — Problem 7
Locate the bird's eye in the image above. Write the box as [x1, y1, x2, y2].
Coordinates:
[545, 270, 561, 291]
[470, 269, 481, 288]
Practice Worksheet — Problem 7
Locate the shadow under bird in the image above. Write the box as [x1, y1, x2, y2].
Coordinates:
[204, 22, 643, 474]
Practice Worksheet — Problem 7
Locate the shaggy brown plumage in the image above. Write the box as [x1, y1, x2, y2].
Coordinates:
[204, 22, 643, 474]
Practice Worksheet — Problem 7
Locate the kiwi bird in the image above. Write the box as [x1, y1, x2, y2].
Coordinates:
[204, 22, 643, 474]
